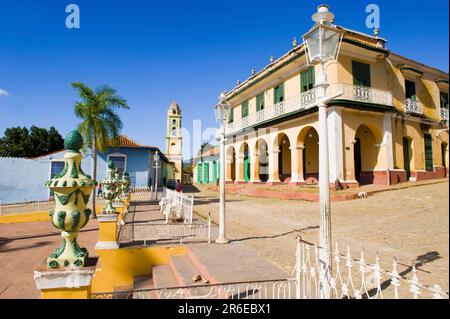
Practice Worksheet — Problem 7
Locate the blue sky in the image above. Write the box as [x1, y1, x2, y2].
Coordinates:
[0, 0, 448, 159]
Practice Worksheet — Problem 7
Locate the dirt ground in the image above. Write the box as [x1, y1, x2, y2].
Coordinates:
[192, 181, 449, 292]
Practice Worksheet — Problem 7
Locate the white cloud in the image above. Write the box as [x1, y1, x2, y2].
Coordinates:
[0, 89, 9, 97]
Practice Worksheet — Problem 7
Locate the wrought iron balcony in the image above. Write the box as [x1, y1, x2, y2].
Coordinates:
[225, 84, 393, 135]
[440, 108, 449, 123]
[326, 83, 394, 106]
[405, 98, 423, 115]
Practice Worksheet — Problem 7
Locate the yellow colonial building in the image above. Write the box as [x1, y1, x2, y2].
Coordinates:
[218, 24, 448, 187]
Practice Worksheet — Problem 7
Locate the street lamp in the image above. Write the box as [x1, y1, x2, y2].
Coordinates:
[302, 4, 343, 299]
[153, 151, 161, 201]
[214, 90, 231, 244]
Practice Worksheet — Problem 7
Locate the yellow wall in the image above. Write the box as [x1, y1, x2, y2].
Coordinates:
[91, 246, 187, 293]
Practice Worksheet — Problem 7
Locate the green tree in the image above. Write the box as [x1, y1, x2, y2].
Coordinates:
[0, 126, 64, 157]
[72, 82, 130, 218]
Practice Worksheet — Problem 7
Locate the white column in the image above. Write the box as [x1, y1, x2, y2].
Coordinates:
[209, 160, 214, 183]
[327, 107, 344, 182]
[216, 125, 229, 244]
[193, 163, 197, 184]
[383, 113, 394, 170]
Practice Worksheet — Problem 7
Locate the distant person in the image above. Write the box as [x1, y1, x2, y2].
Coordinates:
[97, 182, 102, 197]
[175, 179, 183, 193]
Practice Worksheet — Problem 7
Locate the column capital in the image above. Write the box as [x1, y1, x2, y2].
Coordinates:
[290, 145, 305, 150]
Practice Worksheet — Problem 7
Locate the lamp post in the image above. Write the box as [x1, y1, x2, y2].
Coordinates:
[302, 4, 343, 299]
[214, 91, 231, 244]
[153, 151, 160, 201]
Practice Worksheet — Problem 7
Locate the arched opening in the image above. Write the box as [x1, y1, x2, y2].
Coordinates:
[275, 133, 291, 182]
[441, 142, 448, 178]
[354, 125, 380, 185]
[255, 138, 269, 182]
[303, 128, 319, 183]
[403, 137, 413, 181]
[226, 146, 236, 182]
[239, 143, 251, 182]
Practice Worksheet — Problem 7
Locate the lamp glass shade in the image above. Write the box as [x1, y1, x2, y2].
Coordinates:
[304, 23, 342, 64]
[214, 100, 230, 123]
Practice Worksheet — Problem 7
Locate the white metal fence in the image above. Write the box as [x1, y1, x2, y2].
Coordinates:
[159, 188, 194, 224]
[119, 221, 212, 245]
[293, 237, 448, 299]
[0, 198, 54, 216]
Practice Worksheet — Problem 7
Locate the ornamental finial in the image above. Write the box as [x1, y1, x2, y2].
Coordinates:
[64, 130, 84, 152]
[292, 36, 298, 47]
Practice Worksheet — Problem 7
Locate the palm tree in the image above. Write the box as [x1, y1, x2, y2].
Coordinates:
[72, 82, 130, 218]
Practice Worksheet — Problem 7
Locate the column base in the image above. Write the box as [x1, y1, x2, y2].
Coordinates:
[34, 266, 95, 299]
[248, 180, 264, 185]
[266, 180, 283, 186]
[234, 180, 247, 184]
[215, 237, 230, 244]
[288, 181, 306, 186]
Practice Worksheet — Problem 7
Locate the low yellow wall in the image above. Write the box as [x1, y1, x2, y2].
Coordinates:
[0, 205, 104, 224]
[91, 246, 188, 293]
[0, 211, 49, 224]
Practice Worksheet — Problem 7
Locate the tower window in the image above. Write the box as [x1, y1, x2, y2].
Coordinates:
[172, 119, 176, 125]
[172, 127, 177, 136]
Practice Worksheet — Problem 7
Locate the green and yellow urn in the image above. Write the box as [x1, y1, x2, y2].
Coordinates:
[45, 130, 97, 269]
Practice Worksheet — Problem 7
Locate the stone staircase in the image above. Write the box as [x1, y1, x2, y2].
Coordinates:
[128, 242, 289, 299]
[129, 249, 218, 299]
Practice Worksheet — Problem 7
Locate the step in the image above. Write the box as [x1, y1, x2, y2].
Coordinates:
[132, 274, 154, 299]
[113, 284, 133, 299]
[170, 255, 214, 297]
[152, 265, 180, 298]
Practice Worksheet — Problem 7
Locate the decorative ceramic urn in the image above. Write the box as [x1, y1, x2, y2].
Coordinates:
[113, 168, 122, 202]
[46, 130, 97, 269]
[101, 160, 118, 214]
[120, 171, 131, 200]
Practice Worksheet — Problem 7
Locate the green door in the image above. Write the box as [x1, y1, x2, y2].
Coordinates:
[352, 61, 371, 87]
[203, 162, 210, 183]
[244, 153, 250, 182]
[403, 138, 411, 180]
[424, 134, 433, 172]
[197, 163, 203, 183]
[213, 161, 217, 182]
[441, 143, 447, 178]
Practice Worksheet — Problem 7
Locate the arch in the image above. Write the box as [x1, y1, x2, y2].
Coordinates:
[354, 124, 380, 185]
[273, 132, 291, 182]
[226, 145, 236, 182]
[238, 142, 251, 182]
[441, 141, 448, 178]
[254, 138, 269, 182]
[297, 127, 319, 183]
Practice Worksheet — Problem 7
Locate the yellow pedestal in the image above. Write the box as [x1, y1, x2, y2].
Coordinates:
[34, 267, 95, 299]
[95, 213, 119, 250]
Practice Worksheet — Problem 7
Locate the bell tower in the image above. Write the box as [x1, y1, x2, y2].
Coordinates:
[165, 101, 183, 180]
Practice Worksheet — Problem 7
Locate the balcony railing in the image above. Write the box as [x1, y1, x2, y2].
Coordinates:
[440, 108, 449, 123]
[225, 84, 393, 135]
[405, 98, 423, 115]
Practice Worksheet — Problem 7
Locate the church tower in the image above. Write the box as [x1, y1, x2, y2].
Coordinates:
[165, 101, 183, 181]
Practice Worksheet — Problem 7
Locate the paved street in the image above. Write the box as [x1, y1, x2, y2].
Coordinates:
[192, 181, 449, 292]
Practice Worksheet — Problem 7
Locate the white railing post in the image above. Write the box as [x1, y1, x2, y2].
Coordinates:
[295, 236, 302, 299]
[207, 212, 211, 244]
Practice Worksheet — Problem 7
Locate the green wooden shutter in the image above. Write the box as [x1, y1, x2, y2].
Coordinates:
[405, 80, 416, 100]
[256, 93, 264, 111]
[424, 134, 433, 172]
[440, 92, 449, 109]
[228, 108, 234, 123]
[274, 83, 285, 103]
[352, 61, 371, 87]
[241, 101, 249, 118]
[301, 67, 315, 92]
